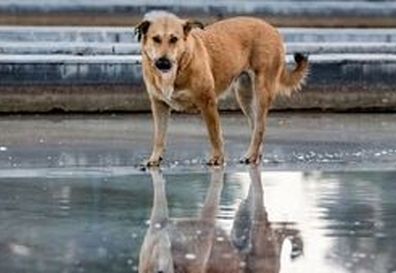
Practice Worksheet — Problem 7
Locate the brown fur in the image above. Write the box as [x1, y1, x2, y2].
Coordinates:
[136, 11, 309, 166]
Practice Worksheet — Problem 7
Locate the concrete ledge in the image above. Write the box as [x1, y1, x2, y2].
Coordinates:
[1, 54, 396, 112]
[0, 1, 396, 27]
[2, 54, 396, 85]
[2, 1, 396, 15]
[287, 43, 396, 55]
[0, 85, 149, 113]
[0, 55, 141, 85]
[2, 42, 396, 55]
[0, 26, 134, 43]
[1, 27, 396, 58]
[281, 28, 396, 43]
[0, 42, 139, 55]
[1, 27, 396, 43]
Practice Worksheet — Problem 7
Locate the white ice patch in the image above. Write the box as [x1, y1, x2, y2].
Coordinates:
[185, 253, 196, 260]
[9, 243, 31, 256]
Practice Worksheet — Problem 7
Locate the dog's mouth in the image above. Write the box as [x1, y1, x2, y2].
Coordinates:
[157, 67, 172, 73]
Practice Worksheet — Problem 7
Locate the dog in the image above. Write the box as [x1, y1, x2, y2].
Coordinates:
[135, 11, 309, 166]
[138, 166, 303, 273]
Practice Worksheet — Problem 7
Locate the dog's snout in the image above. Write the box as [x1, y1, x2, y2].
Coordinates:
[155, 57, 172, 71]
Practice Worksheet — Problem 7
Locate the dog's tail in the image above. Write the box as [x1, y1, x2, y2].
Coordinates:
[279, 53, 309, 96]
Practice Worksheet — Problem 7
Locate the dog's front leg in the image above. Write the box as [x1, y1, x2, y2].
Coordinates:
[199, 98, 224, 166]
[146, 97, 170, 167]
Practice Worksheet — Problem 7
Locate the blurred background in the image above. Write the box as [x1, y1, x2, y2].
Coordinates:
[1, 0, 396, 27]
[0, 0, 396, 113]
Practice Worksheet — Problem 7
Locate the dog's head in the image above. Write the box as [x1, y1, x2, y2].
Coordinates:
[135, 11, 204, 74]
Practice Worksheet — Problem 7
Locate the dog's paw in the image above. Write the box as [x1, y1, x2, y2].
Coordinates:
[206, 156, 224, 166]
[140, 156, 163, 170]
[239, 154, 262, 165]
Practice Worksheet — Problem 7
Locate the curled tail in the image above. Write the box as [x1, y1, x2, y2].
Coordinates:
[279, 53, 309, 96]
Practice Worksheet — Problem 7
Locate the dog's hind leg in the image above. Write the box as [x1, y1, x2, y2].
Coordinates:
[241, 74, 274, 164]
[231, 165, 265, 252]
[234, 71, 255, 130]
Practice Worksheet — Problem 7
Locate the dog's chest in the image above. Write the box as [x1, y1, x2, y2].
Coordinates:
[153, 88, 198, 113]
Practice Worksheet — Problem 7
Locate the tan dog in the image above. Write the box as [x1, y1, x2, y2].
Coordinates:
[135, 11, 309, 166]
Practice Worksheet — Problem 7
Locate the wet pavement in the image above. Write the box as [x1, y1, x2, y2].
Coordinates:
[0, 113, 396, 171]
[1, 113, 396, 273]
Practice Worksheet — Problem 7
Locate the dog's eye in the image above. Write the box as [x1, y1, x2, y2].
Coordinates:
[169, 36, 178, 44]
[152, 36, 161, 44]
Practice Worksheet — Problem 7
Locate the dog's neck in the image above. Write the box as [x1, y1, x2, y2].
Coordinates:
[173, 34, 197, 89]
[177, 36, 195, 76]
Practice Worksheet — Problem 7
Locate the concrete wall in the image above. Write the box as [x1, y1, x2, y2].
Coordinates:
[1, 27, 396, 112]
[1, 55, 396, 112]
[2, 27, 396, 43]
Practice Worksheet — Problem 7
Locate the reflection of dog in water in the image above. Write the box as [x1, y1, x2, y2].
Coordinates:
[139, 167, 303, 273]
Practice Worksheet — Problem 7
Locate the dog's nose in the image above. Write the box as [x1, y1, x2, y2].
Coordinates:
[155, 57, 172, 71]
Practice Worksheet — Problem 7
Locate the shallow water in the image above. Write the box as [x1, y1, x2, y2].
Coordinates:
[1, 167, 396, 273]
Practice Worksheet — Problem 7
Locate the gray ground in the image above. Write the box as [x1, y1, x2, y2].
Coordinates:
[1, 113, 396, 273]
[0, 113, 395, 173]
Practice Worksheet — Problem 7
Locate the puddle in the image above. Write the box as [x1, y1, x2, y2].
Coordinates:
[1, 168, 396, 272]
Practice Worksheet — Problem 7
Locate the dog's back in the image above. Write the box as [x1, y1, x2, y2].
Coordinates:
[200, 17, 283, 51]
[192, 17, 284, 93]
[193, 17, 307, 97]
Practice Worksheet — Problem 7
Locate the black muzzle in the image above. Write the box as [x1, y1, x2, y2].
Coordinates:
[155, 57, 172, 72]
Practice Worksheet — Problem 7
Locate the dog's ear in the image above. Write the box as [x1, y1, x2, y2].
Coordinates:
[134, 20, 151, 42]
[183, 20, 204, 37]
